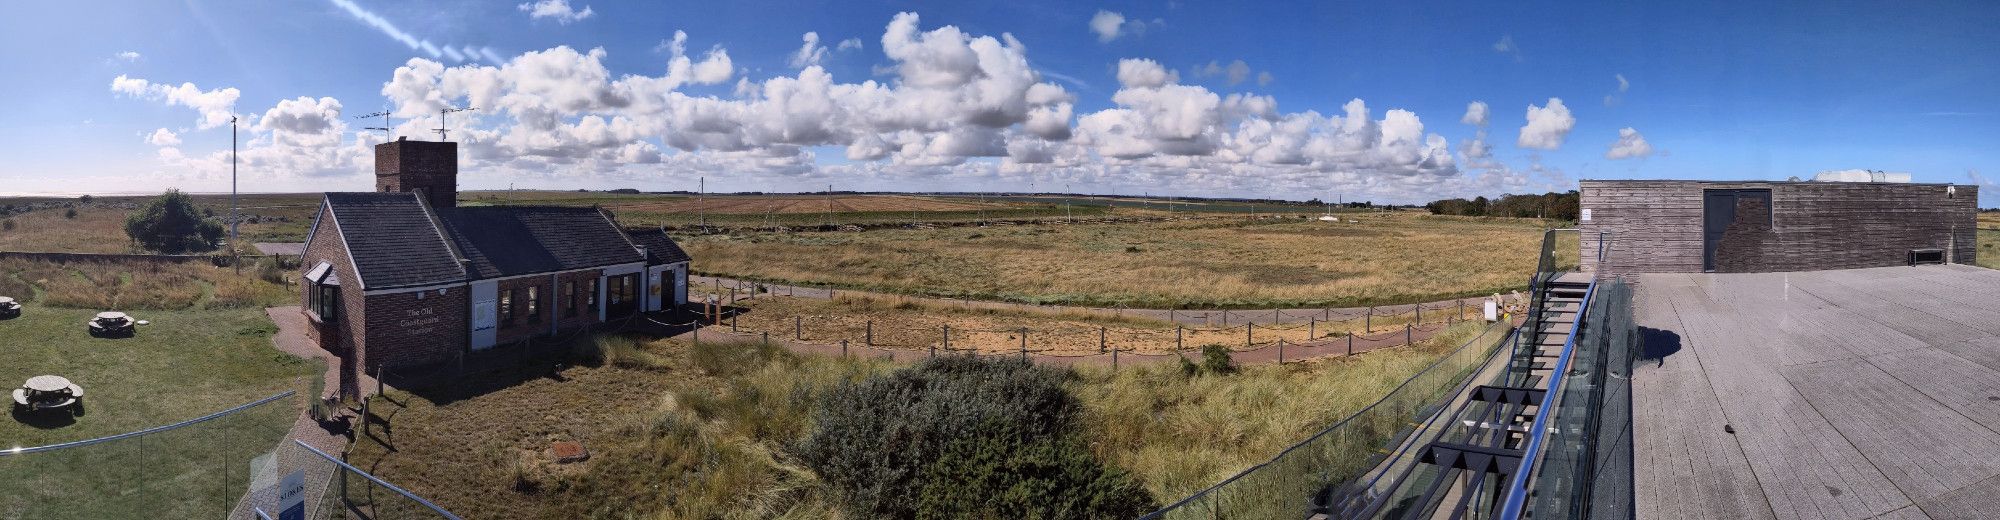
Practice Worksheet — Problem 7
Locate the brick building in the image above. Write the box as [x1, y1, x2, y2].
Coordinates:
[300, 138, 691, 396]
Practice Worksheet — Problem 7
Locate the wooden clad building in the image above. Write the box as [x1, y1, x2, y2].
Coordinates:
[1579, 179, 1976, 277]
[300, 138, 691, 397]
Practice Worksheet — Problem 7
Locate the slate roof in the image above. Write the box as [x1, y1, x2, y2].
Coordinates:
[433, 206, 645, 279]
[623, 228, 693, 265]
[322, 192, 466, 289]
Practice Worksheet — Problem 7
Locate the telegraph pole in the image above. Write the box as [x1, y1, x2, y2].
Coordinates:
[230, 116, 240, 273]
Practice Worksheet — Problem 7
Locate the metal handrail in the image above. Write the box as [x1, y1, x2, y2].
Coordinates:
[1496, 279, 1600, 518]
[1140, 321, 1507, 518]
[1, 391, 294, 456]
[293, 439, 464, 520]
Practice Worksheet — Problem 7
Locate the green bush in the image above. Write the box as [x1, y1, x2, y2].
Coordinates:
[1, 219, 13, 232]
[796, 356, 1155, 519]
[63, 208, 77, 219]
[1200, 344, 1238, 375]
[124, 189, 224, 254]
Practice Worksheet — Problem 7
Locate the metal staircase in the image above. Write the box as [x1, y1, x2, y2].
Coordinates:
[1317, 228, 1608, 520]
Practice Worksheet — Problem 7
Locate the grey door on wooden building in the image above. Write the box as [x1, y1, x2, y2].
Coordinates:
[1703, 189, 1772, 271]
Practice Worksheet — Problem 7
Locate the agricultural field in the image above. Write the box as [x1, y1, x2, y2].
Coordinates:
[684, 212, 1554, 309]
[341, 321, 1505, 519]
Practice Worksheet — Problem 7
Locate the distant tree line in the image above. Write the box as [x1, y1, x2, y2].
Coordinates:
[1424, 191, 1581, 221]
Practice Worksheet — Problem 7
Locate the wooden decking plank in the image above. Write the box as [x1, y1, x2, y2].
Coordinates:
[1667, 286, 1909, 519]
[1631, 277, 1778, 520]
[1911, 473, 2000, 520]
[1865, 348, 2000, 439]
[1781, 359, 2000, 500]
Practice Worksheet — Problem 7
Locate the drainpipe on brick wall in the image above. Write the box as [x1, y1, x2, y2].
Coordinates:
[550, 273, 560, 338]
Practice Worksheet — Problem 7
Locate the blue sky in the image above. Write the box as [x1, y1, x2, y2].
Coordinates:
[1, 0, 1995, 205]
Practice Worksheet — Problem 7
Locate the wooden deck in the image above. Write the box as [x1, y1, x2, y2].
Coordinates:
[1633, 265, 2000, 520]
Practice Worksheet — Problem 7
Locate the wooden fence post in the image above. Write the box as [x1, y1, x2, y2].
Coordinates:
[1112, 348, 1119, 371]
[731, 312, 737, 333]
[1176, 325, 1183, 350]
[1347, 334, 1353, 356]
[1366, 307, 1373, 332]
[841, 339, 848, 358]
[1246, 323, 1253, 347]
[1099, 326, 1107, 353]
[1279, 340, 1285, 364]
[762, 331, 769, 347]
[866, 321, 872, 346]
[1406, 324, 1413, 345]
[1272, 309, 1279, 323]
[1019, 329, 1028, 360]
[1222, 310, 1229, 326]
[795, 316, 802, 340]
[1416, 305, 1421, 323]
[944, 325, 951, 352]
[1310, 318, 1316, 339]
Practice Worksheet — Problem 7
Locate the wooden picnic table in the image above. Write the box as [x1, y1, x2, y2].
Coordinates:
[14, 375, 83, 411]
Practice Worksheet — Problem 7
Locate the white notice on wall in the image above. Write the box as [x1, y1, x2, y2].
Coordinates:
[1580, 209, 1592, 221]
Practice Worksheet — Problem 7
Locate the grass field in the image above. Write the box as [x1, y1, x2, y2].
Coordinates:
[341, 319, 1501, 519]
[685, 212, 1552, 309]
[723, 292, 1459, 355]
[0, 259, 317, 519]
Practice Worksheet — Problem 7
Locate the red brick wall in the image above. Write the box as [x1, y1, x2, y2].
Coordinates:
[492, 275, 553, 345]
[553, 270, 602, 332]
[374, 140, 458, 209]
[363, 288, 469, 369]
[299, 201, 368, 364]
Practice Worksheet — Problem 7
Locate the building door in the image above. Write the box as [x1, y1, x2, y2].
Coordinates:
[606, 273, 640, 318]
[1703, 189, 1773, 272]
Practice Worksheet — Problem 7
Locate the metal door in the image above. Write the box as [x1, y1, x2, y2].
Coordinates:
[1703, 189, 1771, 271]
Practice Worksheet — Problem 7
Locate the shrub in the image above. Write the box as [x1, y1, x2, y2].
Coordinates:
[124, 189, 224, 253]
[78, 194, 93, 204]
[796, 356, 1155, 518]
[63, 208, 77, 219]
[1200, 344, 1238, 375]
[1, 219, 13, 232]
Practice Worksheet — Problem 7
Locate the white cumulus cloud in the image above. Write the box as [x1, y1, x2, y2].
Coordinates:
[1090, 10, 1126, 42]
[1517, 98, 1574, 150]
[1604, 127, 1652, 159]
[115, 51, 141, 62]
[110, 75, 241, 129]
[144, 128, 180, 146]
[519, 0, 594, 24]
[1461, 101, 1489, 127]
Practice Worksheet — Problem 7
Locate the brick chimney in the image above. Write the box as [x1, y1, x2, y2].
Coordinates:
[375, 137, 458, 209]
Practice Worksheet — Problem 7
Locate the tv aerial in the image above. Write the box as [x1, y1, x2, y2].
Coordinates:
[354, 110, 394, 140]
[435, 106, 477, 141]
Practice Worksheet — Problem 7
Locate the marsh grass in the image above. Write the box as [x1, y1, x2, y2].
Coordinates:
[0, 258, 291, 310]
[684, 213, 1551, 308]
[1068, 321, 1502, 502]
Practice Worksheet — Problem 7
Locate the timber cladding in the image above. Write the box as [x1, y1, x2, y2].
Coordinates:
[1579, 180, 1976, 276]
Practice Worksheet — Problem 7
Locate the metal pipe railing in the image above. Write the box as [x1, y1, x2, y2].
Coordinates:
[1496, 279, 1600, 519]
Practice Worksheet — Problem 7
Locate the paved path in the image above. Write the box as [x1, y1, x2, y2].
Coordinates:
[1632, 265, 2000, 520]
[690, 275, 1520, 326]
[231, 307, 366, 520]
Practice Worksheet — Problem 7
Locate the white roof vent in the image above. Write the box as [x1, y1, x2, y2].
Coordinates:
[1813, 169, 1911, 183]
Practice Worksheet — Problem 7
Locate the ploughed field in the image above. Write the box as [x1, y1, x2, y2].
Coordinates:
[683, 212, 1553, 308]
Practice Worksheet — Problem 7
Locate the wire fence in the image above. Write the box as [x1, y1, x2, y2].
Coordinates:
[243, 440, 462, 520]
[1137, 321, 1516, 519]
[0, 392, 295, 520]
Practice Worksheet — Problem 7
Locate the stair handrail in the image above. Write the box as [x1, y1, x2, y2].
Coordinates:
[1496, 279, 1600, 519]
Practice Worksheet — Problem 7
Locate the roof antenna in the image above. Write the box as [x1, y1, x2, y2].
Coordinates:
[355, 107, 394, 141]
[436, 106, 476, 141]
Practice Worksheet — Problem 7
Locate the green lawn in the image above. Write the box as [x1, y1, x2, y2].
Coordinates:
[0, 305, 316, 519]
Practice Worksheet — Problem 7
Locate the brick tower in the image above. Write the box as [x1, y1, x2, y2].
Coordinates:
[375, 137, 458, 209]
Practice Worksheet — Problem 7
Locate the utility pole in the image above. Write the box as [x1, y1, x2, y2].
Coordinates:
[230, 116, 240, 273]
[1066, 183, 1072, 221]
[698, 177, 706, 230]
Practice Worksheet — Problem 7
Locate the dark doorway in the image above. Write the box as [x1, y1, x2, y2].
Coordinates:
[606, 273, 640, 318]
[1703, 189, 1772, 271]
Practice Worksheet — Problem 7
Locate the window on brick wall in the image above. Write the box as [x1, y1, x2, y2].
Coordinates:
[563, 281, 577, 317]
[500, 289, 514, 327]
[313, 284, 339, 322]
[587, 279, 599, 312]
[527, 286, 540, 322]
